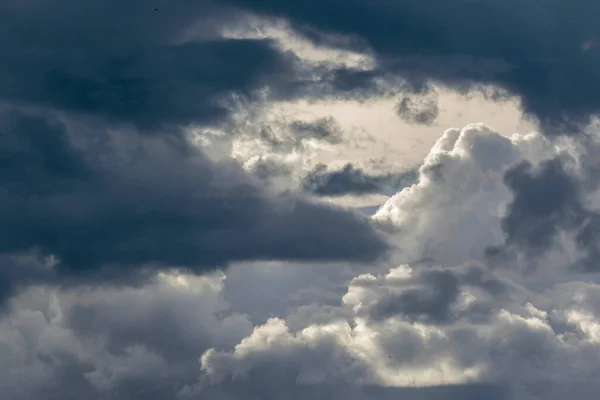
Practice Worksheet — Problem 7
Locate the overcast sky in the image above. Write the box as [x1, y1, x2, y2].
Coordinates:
[3, 2, 600, 399]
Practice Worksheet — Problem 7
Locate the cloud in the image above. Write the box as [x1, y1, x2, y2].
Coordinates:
[0, 272, 253, 400]
[0, 0, 394, 307]
[9, 1, 600, 398]
[395, 89, 439, 126]
[0, 107, 389, 303]
[199, 263, 600, 399]
[224, 0, 600, 131]
[0, 2, 309, 130]
[286, 117, 344, 145]
[193, 122, 600, 399]
[488, 154, 600, 272]
[3, 120, 600, 399]
[373, 124, 545, 265]
[302, 163, 418, 197]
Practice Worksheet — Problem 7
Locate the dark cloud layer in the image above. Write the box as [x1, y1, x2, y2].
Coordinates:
[6, 1, 600, 131]
[0, 107, 389, 303]
[0, 0, 394, 303]
[0, 1, 302, 130]
[302, 163, 418, 197]
[226, 0, 600, 131]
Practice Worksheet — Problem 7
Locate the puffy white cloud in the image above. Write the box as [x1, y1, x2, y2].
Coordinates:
[200, 264, 600, 399]
[374, 123, 569, 266]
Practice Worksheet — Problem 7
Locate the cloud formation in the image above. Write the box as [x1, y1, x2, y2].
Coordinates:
[0, 106, 389, 304]
[0, 1, 310, 130]
[395, 90, 439, 126]
[196, 124, 600, 399]
[302, 163, 418, 197]
[225, 0, 600, 131]
[4, 1, 600, 399]
[3, 121, 600, 399]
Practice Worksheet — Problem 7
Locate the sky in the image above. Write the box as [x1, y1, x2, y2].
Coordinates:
[3, 1, 600, 399]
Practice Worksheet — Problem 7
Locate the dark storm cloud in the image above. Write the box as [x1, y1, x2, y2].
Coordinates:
[0, 108, 390, 303]
[302, 163, 418, 196]
[226, 0, 600, 131]
[489, 157, 600, 271]
[0, 1, 301, 129]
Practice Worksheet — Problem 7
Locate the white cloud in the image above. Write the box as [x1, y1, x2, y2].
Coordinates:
[200, 263, 600, 399]
[374, 123, 565, 266]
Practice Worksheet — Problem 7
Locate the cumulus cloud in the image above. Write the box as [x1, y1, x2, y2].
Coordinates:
[0, 272, 252, 400]
[199, 263, 600, 400]
[193, 123, 600, 399]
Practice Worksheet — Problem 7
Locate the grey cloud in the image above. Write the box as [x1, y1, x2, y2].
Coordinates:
[225, 0, 600, 132]
[0, 1, 304, 130]
[0, 276, 250, 400]
[395, 90, 439, 125]
[246, 157, 295, 183]
[488, 157, 600, 271]
[257, 116, 344, 153]
[302, 163, 418, 197]
[0, 108, 390, 303]
[368, 269, 461, 324]
[361, 264, 508, 325]
[288, 117, 344, 145]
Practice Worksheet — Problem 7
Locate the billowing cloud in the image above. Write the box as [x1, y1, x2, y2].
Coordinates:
[2, 120, 600, 399]
[192, 123, 600, 399]
[4, 1, 600, 398]
[199, 264, 600, 400]
[374, 123, 551, 265]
